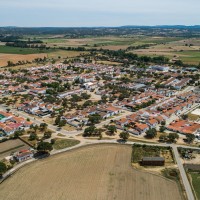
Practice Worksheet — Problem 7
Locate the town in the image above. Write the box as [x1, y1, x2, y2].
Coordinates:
[0, 27, 200, 200]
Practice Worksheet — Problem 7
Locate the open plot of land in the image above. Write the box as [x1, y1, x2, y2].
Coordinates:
[53, 138, 80, 150]
[0, 139, 29, 160]
[0, 144, 181, 200]
[132, 144, 174, 165]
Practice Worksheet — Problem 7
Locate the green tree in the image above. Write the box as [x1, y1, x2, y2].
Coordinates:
[186, 134, 195, 144]
[159, 133, 168, 142]
[32, 125, 39, 134]
[88, 114, 102, 124]
[145, 128, 157, 139]
[106, 125, 117, 135]
[40, 123, 48, 132]
[182, 114, 188, 120]
[161, 121, 166, 126]
[168, 133, 179, 143]
[159, 126, 166, 133]
[83, 126, 96, 137]
[119, 131, 130, 141]
[0, 162, 7, 176]
[29, 132, 38, 141]
[58, 120, 67, 127]
[55, 115, 61, 125]
[37, 142, 53, 153]
[43, 131, 52, 139]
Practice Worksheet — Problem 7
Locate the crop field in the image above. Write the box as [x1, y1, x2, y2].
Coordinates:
[0, 139, 29, 160]
[0, 53, 47, 67]
[0, 144, 181, 200]
[132, 38, 200, 64]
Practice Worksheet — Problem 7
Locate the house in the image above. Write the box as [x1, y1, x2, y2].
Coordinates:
[134, 123, 149, 134]
[14, 149, 34, 162]
[147, 118, 158, 128]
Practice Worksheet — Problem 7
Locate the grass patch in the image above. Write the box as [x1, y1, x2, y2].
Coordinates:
[189, 171, 200, 200]
[131, 144, 172, 163]
[53, 139, 80, 150]
[188, 113, 199, 121]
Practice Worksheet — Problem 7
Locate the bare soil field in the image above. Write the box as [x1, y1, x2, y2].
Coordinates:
[0, 53, 47, 67]
[0, 139, 29, 160]
[0, 144, 182, 200]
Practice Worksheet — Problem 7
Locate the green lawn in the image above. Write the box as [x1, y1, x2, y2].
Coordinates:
[53, 139, 80, 150]
[190, 172, 200, 200]
[0, 46, 55, 55]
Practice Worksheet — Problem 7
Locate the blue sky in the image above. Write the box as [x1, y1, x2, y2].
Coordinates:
[0, 0, 199, 27]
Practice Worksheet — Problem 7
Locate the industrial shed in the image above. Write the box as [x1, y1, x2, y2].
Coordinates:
[141, 157, 165, 166]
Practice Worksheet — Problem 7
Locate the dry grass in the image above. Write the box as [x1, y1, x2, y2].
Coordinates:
[0, 53, 47, 67]
[0, 144, 182, 200]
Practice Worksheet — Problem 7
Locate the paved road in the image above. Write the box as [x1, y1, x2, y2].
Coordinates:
[172, 145, 195, 200]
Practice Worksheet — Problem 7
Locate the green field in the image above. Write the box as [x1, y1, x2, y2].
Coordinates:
[53, 138, 80, 150]
[189, 172, 200, 200]
[0, 46, 55, 55]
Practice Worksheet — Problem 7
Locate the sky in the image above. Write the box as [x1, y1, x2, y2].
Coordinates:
[0, 0, 199, 27]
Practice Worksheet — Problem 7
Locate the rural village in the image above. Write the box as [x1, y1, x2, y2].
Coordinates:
[0, 60, 200, 199]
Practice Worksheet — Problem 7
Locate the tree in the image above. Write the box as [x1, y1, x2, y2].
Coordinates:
[186, 134, 195, 144]
[43, 131, 52, 139]
[32, 125, 39, 134]
[159, 126, 166, 133]
[182, 114, 188, 120]
[40, 123, 48, 132]
[13, 130, 23, 139]
[145, 128, 157, 139]
[58, 120, 67, 127]
[83, 126, 96, 137]
[159, 133, 168, 142]
[55, 115, 61, 125]
[0, 162, 7, 176]
[37, 142, 53, 153]
[106, 125, 117, 135]
[29, 132, 38, 141]
[88, 114, 102, 124]
[119, 131, 130, 141]
[161, 121, 166, 126]
[168, 133, 179, 143]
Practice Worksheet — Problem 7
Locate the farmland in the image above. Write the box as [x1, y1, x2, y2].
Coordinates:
[0, 144, 181, 200]
[0, 139, 30, 160]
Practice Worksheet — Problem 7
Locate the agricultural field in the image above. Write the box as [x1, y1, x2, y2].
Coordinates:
[132, 38, 200, 65]
[0, 144, 182, 200]
[0, 46, 54, 55]
[0, 139, 30, 160]
[0, 53, 47, 67]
